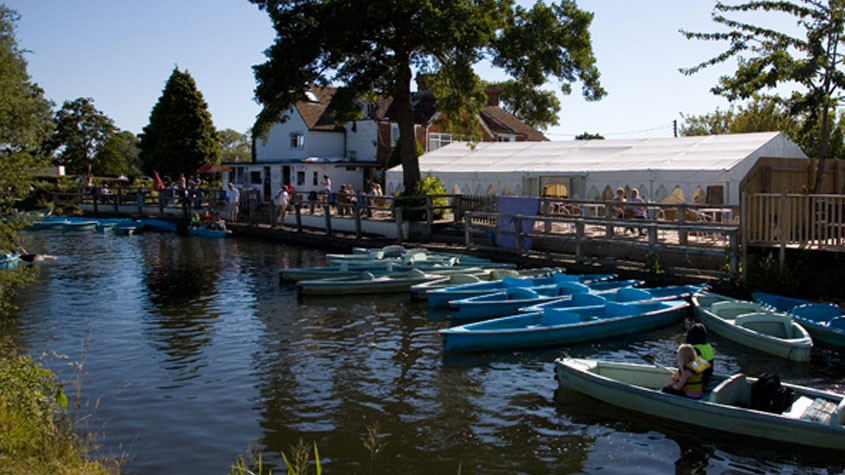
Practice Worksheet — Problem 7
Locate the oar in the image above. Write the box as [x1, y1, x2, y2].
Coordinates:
[639, 353, 674, 373]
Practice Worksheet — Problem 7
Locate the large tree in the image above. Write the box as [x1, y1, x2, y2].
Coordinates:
[681, 0, 845, 193]
[0, 6, 54, 308]
[93, 130, 140, 176]
[250, 0, 605, 192]
[139, 68, 220, 179]
[45, 97, 115, 176]
[218, 128, 251, 163]
[496, 79, 561, 131]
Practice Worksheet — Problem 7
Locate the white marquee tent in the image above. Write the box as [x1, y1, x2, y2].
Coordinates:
[386, 132, 807, 205]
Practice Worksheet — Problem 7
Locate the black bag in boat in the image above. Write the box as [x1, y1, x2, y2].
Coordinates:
[750, 372, 795, 413]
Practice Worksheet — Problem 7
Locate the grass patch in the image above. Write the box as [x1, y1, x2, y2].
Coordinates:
[0, 340, 118, 474]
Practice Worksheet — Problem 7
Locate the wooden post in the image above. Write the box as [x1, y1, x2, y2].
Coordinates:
[678, 204, 688, 246]
[295, 201, 303, 232]
[137, 191, 144, 215]
[779, 190, 787, 269]
[93, 189, 99, 213]
[426, 195, 433, 225]
[741, 192, 748, 280]
[113, 194, 119, 214]
[514, 216, 523, 256]
[648, 224, 657, 254]
[270, 205, 277, 227]
[464, 213, 471, 246]
[453, 195, 463, 223]
[354, 200, 362, 239]
[323, 204, 332, 236]
[730, 230, 739, 279]
[395, 207, 404, 242]
[575, 220, 584, 265]
[544, 200, 552, 234]
[605, 203, 614, 238]
[158, 191, 165, 216]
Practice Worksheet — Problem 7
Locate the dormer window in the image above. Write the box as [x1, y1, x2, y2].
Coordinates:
[304, 91, 319, 103]
[290, 133, 304, 149]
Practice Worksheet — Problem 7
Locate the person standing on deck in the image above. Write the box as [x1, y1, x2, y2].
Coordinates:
[272, 183, 289, 227]
[225, 182, 240, 222]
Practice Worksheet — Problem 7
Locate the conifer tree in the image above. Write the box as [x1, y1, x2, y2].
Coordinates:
[139, 68, 220, 179]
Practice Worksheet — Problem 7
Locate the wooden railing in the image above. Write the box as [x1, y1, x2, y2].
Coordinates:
[742, 192, 845, 255]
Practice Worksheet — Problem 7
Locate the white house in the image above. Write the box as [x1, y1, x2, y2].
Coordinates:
[386, 132, 808, 206]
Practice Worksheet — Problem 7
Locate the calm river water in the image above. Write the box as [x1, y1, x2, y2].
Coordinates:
[4, 231, 845, 474]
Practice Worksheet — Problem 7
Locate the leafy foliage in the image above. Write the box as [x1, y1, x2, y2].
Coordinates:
[396, 174, 447, 221]
[387, 140, 424, 169]
[574, 131, 603, 140]
[495, 79, 561, 130]
[93, 130, 140, 177]
[250, 0, 605, 192]
[45, 97, 115, 176]
[681, 0, 845, 192]
[218, 128, 252, 163]
[139, 67, 221, 179]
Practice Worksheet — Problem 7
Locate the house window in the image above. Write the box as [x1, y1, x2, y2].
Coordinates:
[296, 171, 305, 186]
[497, 134, 516, 142]
[290, 133, 304, 149]
[312, 171, 318, 186]
[391, 123, 400, 144]
[429, 133, 454, 151]
[250, 171, 262, 185]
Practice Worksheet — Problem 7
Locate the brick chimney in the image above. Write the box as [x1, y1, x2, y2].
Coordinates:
[485, 85, 501, 107]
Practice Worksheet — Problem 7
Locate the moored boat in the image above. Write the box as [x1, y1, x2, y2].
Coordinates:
[62, 219, 98, 232]
[449, 279, 642, 321]
[1, 253, 21, 269]
[188, 226, 232, 238]
[139, 219, 178, 233]
[297, 269, 441, 295]
[410, 267, 563, 300]
[554, 357, 845, 450]
[692, 291, 812, 362]
[28, 216, 69, 230]
[426, 272, 614, 308]
[753, 291, 845, 349]
[441, 299, 689, 351]
[521, 284, 704, 313]
[113, 221, 143, 235]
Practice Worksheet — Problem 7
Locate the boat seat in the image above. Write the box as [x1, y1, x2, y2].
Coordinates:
[541, 308, 580, 326]
[791, 303, 841, 323]
[710, 301, 762, 320]
[450, 274, 482, 285]
[503, 277, 532, 288]
[734, 312, 791, 326]
[828, 316, 845, 331]
[605, 301, 639, 318]
[836, 396, 845, 425]
[359, 272, 376, 281]
[569, 293, 606, 307]
[407, 268, 426, 278]
[506, 287, 539, 300]
[552, 272, 578, 283]
[556, 282, 590, 296]
[490, 269, 519, 279]
[614, 287, 653, 303]
[709, 374, 750, 406]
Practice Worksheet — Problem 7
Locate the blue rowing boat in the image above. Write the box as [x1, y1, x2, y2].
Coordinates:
[520, 284, 705, 313]
[188, 226, 232, 238]
[441, 299, 690, 351]
[753, 291, 845, 349]
[427, 272, 616, 308]
[449, 279, 643, 321]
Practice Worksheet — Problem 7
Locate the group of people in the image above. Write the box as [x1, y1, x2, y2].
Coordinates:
[191, 208, 227, 231]
[272, 183, 296, 226]
[662, 323, 715, 399]
[612, 187, 648, 235]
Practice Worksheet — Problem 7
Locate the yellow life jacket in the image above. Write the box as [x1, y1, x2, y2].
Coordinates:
[693, 343, 714, 362]
[682, 356, 711, 395]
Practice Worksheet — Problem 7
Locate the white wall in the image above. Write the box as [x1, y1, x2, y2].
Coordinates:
[344, 120, 379, 162]
[254, 108, 345, 162]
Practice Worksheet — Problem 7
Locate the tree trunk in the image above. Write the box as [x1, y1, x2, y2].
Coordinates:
[813, 103, 831, 194]
[394, 59, 421, 193]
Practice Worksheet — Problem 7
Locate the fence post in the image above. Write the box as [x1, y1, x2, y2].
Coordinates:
[678, 204, 688, 246]
[544, 200, 552, 234]
[354, 200, 362, 239]
[730, 230, 739, 279]
[323, 204, 332, 236]
[514, 216, 523, 256]
[740, 193, 747, 279]
[605, 203, 614, 238]
[113, 194, 119, 214]
[158, 191, 164, 216]
[137, 191, 144, 216]
[271, 205, 277, 227]
[395, 207, 404, 242]
[575, 220, 584, 265]
[426, 195, 433, 225]
[93, 189, 99, 213]
[453, 195, 463, 223]
[464, 213, 471, 246]
[295, 200, 303, 232]
[779, 190, 787, 269]
[648, 224, 657, 254]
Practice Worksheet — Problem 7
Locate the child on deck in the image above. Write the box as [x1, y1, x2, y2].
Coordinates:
[662, 343, 711, 399]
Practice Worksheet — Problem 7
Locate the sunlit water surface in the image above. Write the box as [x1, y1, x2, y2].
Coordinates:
[4, 231, 844, 474]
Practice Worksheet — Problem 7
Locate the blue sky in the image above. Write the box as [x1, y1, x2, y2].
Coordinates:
[6, 1, 795, 140]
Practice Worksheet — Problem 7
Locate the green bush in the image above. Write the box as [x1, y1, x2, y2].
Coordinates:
[395, 175, 448, 222]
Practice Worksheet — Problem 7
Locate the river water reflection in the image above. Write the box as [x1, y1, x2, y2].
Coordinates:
[5, 231, 845, 473]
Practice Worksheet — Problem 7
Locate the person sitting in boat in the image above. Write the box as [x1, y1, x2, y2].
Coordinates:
[685, 323, 714, 387]
[662, 343, 711, 399]
[207, 212, 227, 231]
[191, 212, 202, 227]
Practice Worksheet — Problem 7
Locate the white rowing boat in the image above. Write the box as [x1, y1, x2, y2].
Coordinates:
[555, 357, 845, 450]
[692, 291, 812, 362]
